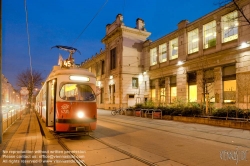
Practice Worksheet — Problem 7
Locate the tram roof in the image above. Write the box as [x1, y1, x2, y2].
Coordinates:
[47, 66, 95, 80]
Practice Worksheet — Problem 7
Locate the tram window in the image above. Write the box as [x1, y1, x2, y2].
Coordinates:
[60, 83, 95, 101]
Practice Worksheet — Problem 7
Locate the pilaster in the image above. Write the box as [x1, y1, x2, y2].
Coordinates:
[155, 79, 160, 106]
[165, 77, 170, 104]
[214, 67, 223, 108]
[177, 69, 188, 102]
[196, 70, 204, 104]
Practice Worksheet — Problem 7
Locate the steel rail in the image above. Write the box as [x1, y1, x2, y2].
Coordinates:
[88, 134, 157, 166]
[36, 111, 88, 166]
[54, 133, 88, 166]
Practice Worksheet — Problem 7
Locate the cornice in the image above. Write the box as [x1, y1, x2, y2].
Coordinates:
[102, 28, 122, 44]
[81, 50, 106, 68]
[102, 26, 151, 44]
[121, 27, 151, 37]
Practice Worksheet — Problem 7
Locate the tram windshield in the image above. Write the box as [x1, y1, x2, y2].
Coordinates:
[60, 83, 95, 101]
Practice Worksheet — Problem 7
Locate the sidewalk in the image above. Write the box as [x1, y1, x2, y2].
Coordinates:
[0, 112, 43, 166]
[0, 111, 79, 166]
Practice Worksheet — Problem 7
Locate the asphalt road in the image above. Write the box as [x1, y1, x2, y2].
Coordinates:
[58, 109, 250, 165]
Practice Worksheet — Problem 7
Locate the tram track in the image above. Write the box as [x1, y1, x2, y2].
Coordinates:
[36, 112, 249, 165]
[37, 110, 159, 166]
[40, 125, 159, 166]
[97, 115, 250, 148]
[88, 134, 158, 166]
[53, 133, 87, 166]
[51, 131, 158, 166]
[36, 112, 87, 166]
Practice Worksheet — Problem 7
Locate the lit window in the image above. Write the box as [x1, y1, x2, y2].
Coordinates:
[169, 38, 178, 60]
[188, 29, 199, 54]
[151, 89, 156, 102]
[221, 11, 238, 43]
[150, 48, 157, 66]
[188, 72, 197, 102]
[189, 85, 197, 102]
[170, 87, 177, 103]
[203, 20, 216, 49]
[159, 43, 167, 63]
[223, 65, 236, 103]
[160, 88, 166, 105]
[60, 84, 95, 101]
[223, 80, 236, 103]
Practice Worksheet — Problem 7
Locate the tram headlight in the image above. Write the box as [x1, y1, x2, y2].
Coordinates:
[77, 111, 85, 118]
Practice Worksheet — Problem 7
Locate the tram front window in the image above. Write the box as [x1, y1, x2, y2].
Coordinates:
[60, 83, 95, 101]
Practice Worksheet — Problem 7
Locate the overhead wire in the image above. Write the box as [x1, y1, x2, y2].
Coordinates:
[71, 0, 109, 46]
[24, 0, 34, 89]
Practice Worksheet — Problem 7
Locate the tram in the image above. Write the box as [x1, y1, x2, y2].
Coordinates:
[36, 46, 97, 132]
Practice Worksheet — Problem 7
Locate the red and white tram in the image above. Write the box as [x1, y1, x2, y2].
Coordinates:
[36, 46, 97, 132]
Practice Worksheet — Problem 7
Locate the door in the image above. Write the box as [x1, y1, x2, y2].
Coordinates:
[46, 79, 56, 127]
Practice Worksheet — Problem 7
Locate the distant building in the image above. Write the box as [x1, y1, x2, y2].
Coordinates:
[1, 74, 20, 105]
[81, 0, 250, 110]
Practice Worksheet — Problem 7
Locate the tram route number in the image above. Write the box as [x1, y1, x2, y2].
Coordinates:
[61, 104, 70, 114]
[61, 109, 69, 114]
[63, 60, 72, 67]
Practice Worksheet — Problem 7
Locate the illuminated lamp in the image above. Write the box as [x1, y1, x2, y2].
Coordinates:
[177, 61, 184, 66]
[241, 42, 248, 47]
[77, 111, 85, 118]
[69, 76, 89, 81]
[240, 41, 250, 49]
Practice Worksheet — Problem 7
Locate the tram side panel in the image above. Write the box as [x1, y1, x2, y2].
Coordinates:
[36, 85, 47, 122]
[46, 79, 56, 127]
[41, 87, 47, 122]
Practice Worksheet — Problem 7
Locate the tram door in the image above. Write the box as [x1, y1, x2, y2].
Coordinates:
[46, 79, 56, 127]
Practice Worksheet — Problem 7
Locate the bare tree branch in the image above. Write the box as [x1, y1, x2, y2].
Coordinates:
[16, 68, 44, 103]
[232, 0, 250, 25]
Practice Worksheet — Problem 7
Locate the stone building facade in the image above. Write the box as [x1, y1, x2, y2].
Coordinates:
[1, 74, 20, 105]
[81, 0, 250, 110]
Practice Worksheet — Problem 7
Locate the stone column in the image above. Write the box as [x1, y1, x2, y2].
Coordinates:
[177, 68, 188, 102]
[214, 67, 223, 108]
[155, 79, 160, 107]
[196, 70, 204, 104]
[165, 77, 170, 104]
[216, 16, 222, 51]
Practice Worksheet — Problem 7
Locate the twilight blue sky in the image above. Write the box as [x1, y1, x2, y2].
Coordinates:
[2, 0, 221, 89]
